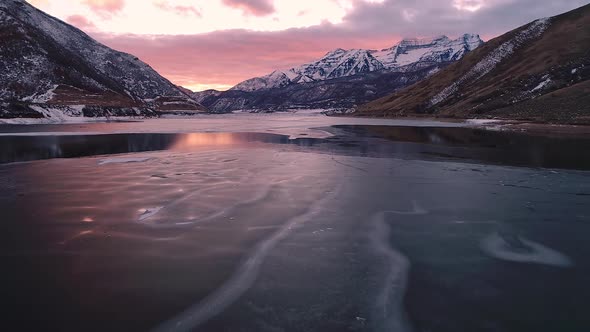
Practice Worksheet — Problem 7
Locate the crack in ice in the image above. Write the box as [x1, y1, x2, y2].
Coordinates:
[152, 185, 341, 332]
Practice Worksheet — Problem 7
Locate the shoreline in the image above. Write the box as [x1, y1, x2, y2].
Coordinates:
[478, 121, 590, 138]
[1, 112, 590, 139]
[336, 113, 590, 137]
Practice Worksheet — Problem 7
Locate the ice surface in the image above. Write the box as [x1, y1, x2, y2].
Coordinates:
[138, 206, 164, 221]
[154, 185, 343, 332]
[0, 113, 467, 138]
[369, 211, 412, 332]
[480, 232, 573, 267]
[2, 116, 589, 331]
[98, 157, 152, 165]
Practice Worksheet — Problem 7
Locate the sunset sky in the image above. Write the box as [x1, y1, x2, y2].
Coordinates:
[27, 0, 588, 91]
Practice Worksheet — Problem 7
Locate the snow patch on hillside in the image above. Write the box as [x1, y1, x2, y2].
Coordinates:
[429, 18, 550, 107]
[531, 76, 552, 92]
[21, 85, 58, 103]
[0, 105, 146, 124]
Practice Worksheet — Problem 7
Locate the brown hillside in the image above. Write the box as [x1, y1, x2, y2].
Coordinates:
[358, 4, 590, 123]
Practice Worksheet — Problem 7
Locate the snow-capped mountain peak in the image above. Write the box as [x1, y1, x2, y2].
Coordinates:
[232, 48, 384, 91]
[230, 33, 483, 92]
[372, 34, 483, 68]
[398, 35, 450, 47]
[325, 48, 347, 56]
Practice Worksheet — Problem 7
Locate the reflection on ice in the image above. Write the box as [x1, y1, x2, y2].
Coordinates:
[170, 133, 242, 149]
[0, 132, 303, 164]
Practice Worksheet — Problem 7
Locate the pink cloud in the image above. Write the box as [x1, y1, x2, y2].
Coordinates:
[221, 0, 275, 17]
[66, 15, 96, 31]
[83, 0, 125, 18]
[93, 28, 397, 91]
[154, 1, 201, 17]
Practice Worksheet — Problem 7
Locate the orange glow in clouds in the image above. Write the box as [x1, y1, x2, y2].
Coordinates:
[26, 0, 382, 35]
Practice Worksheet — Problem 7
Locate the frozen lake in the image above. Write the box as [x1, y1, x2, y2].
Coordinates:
[1, 113, 589, 332]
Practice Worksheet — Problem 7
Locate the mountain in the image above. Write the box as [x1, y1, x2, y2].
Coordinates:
[232, 48, 385, 92]
[372, 34, 482, 69]
[191, 89, 223, 104]
[232, 34, 482, 92]
[357, 4, 590, 124]
[194, 34, 483, 113]
[0, 0, 205, 120]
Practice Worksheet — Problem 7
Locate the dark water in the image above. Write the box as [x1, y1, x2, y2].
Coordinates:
[2, 125, 590, 170]
[328, 125, 590, 170]
[1, 124, 590, 332]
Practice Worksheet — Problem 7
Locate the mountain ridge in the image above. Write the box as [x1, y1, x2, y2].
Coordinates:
[194, 33, 483, 113]
[228, 33, 483, 92]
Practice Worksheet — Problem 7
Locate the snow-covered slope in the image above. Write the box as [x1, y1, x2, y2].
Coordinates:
[372, 34, 482, 68]
[359, 4, 590, 123]
[233, 49, 385, 92]
[230, 34, 483, 92]
[428, 21, 550, 107]
[0, 0, 205, 118]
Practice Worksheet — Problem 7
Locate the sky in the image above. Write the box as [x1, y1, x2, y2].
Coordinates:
[27, 0, 589, 91]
